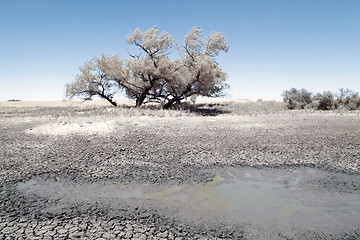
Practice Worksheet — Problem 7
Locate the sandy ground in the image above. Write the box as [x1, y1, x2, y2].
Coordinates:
[0, 103, 359, 239]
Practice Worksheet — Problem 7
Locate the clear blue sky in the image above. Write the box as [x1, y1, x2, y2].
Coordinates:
[0, 0, 359, 101]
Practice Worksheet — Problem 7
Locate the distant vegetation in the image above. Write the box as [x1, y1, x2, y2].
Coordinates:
[7, 99, 21, 102]
[282, 88, 360, 110]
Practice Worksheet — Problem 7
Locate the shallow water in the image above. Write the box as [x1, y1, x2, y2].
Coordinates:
[16, 179, 37, 190]
[134, 170, 353, 218]
[182, 172, 307, 217]
[17, 167, 360, 221]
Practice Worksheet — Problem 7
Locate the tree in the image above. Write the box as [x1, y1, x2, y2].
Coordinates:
[162, 27, 229, 109]
[123, 26, 175, 107]
[65, 26, 229, 108]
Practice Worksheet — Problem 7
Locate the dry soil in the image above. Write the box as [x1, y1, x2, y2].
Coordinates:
[1, 104, 359, 239]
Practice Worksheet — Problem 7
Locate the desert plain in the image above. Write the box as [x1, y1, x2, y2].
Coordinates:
[0, 99, 359, 239]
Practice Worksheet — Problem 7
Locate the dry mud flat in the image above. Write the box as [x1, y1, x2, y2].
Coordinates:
[1, 107, 360, 239]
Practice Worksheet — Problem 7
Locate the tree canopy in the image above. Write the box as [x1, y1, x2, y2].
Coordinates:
[65, 26, 229, 108]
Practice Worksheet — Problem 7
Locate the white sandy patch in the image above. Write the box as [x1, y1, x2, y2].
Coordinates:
[26, 121, 116, 136]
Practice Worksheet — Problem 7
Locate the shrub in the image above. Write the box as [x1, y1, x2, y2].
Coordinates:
[336, 88, 360, 110]
[283, 88, 360, 111]
[347, 96, 360, 110]
[312, 91, 335, 110]
[282, 88, 312, 109]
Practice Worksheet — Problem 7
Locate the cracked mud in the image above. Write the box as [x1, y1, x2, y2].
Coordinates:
[1, 106, 360, 239]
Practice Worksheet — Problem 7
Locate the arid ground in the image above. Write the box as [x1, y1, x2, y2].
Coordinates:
[1, 100, 359, 239]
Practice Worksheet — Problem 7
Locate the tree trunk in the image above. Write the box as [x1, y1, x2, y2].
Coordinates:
[101, 95, 117, 107]
[108, 99, 118, 107]
[163, 97, 181, 109]
[135, 94, 147, 107]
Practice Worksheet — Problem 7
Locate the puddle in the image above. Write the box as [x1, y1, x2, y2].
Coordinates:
[17, 168, 360, 221]
[189, 174, 298, 216]
[16, 179, 37, 190]
[179, 171, 330, 218]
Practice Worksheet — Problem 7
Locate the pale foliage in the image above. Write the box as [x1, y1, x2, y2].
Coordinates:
[162, 27, 228, 107]
[65, 54, 127, 106]
[65, 26, 229, 108]
[126, 26, 173, 58]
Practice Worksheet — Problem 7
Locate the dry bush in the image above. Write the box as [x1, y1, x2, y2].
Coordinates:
[282, 88, 312, 109]
[283, 88, 360, 111]
[312, 91, 335, 110]
[336, 88, 360, 110]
